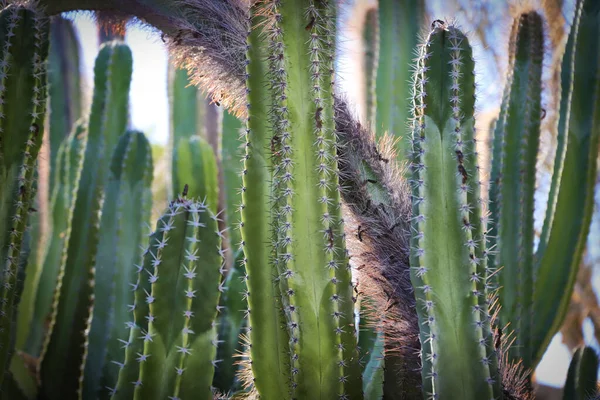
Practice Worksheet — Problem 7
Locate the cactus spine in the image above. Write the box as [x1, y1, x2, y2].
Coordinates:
[410, 23, 501, 399]
[38, 41, 132, 398]
[0, 3, 49, 388]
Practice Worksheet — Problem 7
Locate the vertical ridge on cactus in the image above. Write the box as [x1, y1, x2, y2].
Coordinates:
[0, 3, 49, 389]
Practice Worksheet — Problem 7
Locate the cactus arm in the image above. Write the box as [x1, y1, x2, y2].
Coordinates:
[38, 41, 132, 399]
[25, 123, 85, 356]
[375, 0, 424, 159]
[532, 0, 600, 366]
[239, 4, 291, 398]
[84, 131, 153, 399]
[361, 327, 384, 400]
[491, 12, 544, 367]
[563, 347, 599, 400]
[0, 5, 49, 387]
[410, 24, 501, 399]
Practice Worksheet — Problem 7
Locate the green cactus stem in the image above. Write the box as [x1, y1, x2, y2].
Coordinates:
[47, 16, 82, 190]
[38, 41, 132, 399]
[111, 198, 224, 400]
[363, 7, 378, 126]
[410, 22, 501, 399]
[168, 64, 206, 199]
[489, 11, 544, 368]
[25, 123, 85, 357]
[85, 130, 153, 399]
[174, 135, 219, 214]
[0, 3, 49, 388]
[563, 347, 599, 400]
[375, 0, 424, 160]
[531, 0, 600, 365]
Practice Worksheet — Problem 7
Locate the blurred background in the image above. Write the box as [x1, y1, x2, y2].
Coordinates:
[64, 0, 599, 396]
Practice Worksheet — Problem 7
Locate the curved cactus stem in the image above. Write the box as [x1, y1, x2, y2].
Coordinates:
[38, 41, 132, 399]
[85, 131, 153, 399]
[375, 0, 424, 160]
[563, 347, 599, 400]
[0, 4, 49, 388]
[490, 12, 544, 368]
[25, 123, 85, 356]
[410, 23, 501, 399]
[532, 0, 600, 366]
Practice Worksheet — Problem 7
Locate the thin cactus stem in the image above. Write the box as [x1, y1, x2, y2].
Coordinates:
[0, 4, 49, 388]
[375, 0, 424, 161]
[492, 11, 544, 368]
[26, 123, 85, 356]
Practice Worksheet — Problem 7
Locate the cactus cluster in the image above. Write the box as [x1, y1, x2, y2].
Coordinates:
[0, 0, 599, 399]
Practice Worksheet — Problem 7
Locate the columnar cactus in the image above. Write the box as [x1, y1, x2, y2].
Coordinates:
[38, 41, 133, 398]
[86, 130, 153, 399]
[490, 0, 600, 369]
[0, 3, 49, 388]
[489, 11, 544, 368]
[47, 16, 82, 189]
[111, 197, 225, 400]
[373, 0, 424, 159]
[410, 22, 501, 399]
[240, 1, 362, 398]
[563, 346, 599, 400]
[26, 123, 85, 356]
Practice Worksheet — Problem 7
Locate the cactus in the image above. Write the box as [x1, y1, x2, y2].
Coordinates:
[490, 0, 600, 370]
[374, 0, 424, 159]
[86, 130, 153, 399]
[409, 22, 501, 399]
[38, 41, 133, 398]
[0, 3, 49, 389]
[168, 65, 206, 199]
[531, 0, 600, 365]
[490, 11, 544, 368]
[563, 347, 599, 400]
[110, 197, 225, 400]
[47, 16, 82, 189]
[2, 0, 600, 398]
[25, 122, 85, 356]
